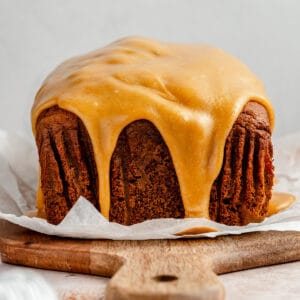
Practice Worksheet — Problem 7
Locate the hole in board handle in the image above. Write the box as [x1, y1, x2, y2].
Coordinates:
[153, 275, 178, 282]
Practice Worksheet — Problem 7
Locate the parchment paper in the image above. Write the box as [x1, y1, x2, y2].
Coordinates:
[0, 130, 299, 240]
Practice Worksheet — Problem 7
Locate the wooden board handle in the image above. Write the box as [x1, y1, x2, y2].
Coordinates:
[106, 254, 224, 300]
[1, 221, 300, 300]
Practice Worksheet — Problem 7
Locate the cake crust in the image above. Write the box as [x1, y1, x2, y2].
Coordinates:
[109, 120, 184, 225]
[36, 106, 99, 224]
[209, 101, 273, 225]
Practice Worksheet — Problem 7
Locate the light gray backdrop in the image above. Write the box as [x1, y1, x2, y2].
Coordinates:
[1, 0, 299, 137]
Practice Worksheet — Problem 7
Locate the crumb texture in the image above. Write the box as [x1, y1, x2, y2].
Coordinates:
[109, 119, 184, 225]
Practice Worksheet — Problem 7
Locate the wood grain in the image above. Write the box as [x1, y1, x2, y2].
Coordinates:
[0, 220, 300, 299]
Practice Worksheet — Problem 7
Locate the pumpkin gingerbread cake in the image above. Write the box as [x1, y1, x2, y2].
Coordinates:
[32, 37, 275, 226]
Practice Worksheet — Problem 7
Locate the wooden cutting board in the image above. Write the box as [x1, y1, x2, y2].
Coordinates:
[0, 220, 300, 300]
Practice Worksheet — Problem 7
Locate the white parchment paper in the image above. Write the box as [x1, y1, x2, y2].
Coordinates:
[0, 130, 299, 240]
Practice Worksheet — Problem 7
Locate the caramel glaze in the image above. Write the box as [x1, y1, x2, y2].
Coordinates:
[267, 192, 296, 217]
[32, 36, 275, 220]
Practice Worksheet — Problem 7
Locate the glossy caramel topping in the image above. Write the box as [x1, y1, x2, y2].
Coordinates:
[175, 226, 218, 236]
[32, 37, 274, 219]
[267, 192, 296, 217]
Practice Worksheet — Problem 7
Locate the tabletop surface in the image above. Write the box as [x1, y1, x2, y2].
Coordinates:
[1, 259, 300, 300]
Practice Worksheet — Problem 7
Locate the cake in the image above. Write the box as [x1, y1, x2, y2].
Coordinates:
[32, 37, 275, 226]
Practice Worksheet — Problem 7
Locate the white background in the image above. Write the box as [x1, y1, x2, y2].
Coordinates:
[0, 0, 300, 138]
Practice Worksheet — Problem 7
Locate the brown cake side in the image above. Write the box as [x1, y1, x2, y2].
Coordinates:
[209, 102, 274, 225]
[109, 120, 184, 225]
[36, 106, 99, 225]
[35, 101, 274, 226]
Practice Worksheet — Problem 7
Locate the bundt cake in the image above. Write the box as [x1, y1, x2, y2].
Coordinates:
[32, 37, 276, 226]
